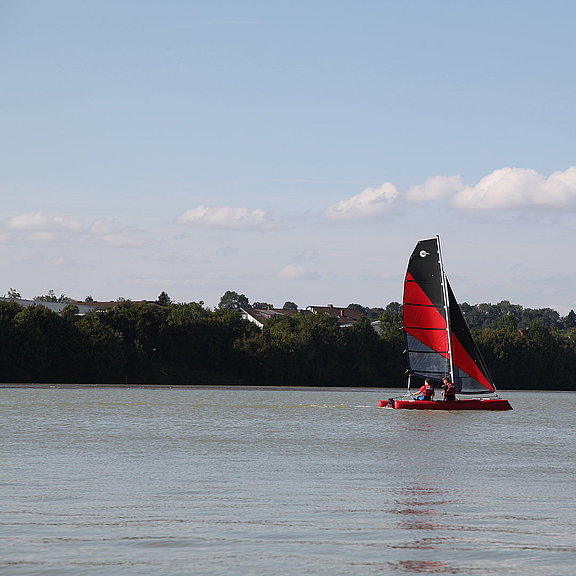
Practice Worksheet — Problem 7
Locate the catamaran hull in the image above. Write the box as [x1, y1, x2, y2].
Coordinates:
[380, 399, 512, 410]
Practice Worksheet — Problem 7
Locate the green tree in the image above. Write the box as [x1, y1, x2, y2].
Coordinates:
[218, 291, 249, 311]
[244, 313, 347, 386]
[34, 290, 58, 302]
[377, 309, 403, 339]
[476, 328, 525, 389]
[0, 300, 23, 380]
[12, 304, 82, 382]
[563, 310, 576, 329]
[376, 310, 405, 386]
[161, 302, 214, 369]
[99, 301, 168, 382]
[497, 313, 518, 333]
[61, 303, 80, 321]
[347, 303, 368, 316]
[75, 313, 126, 382]
[520, 308, 560, 329]
[253, 302, 273, 309]
[158, 302, 256, 380]
[255, 314, 311, 384]
[35, 290, 72, 303]
[386, 301, 402, 315]
[156, 291, 172, 306]
[477, 321, 576, 390]
[342, 317, 387, 385]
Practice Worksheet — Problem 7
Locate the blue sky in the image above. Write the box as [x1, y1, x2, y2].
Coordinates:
[1, 1, 575, 313]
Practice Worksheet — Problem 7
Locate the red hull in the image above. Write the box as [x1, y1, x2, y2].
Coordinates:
[379, 398, 512, 411]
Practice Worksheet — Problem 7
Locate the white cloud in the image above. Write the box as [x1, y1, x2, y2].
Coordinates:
[176, 206, 274, 229]
[323, 183, 398, 220]
[7, 211, 82, 232]
[277, 264, 312, 280]
[3, 212, 151, 248]
[405, 175, 464, 202]
[90, 218, 117, 236]
[452, 166, 576, 211]
[327, 166, 576, 217]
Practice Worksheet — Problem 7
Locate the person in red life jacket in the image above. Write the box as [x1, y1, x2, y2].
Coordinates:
[442, 377, 456, 401]
[414, 378, 435, 401]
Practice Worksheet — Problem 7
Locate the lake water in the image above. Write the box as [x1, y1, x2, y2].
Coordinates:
[1, 387, 575, 576]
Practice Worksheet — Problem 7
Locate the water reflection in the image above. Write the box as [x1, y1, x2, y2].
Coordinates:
[388, 485, 457, 573]
[392, 486, 453, 535]
[388, 559, 464, 574]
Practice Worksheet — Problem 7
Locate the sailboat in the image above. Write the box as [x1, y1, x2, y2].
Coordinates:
[381, 236, 512, 410]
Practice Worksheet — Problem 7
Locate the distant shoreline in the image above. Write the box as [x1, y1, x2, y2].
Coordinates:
[0, 383, 385, 391]
[0, 384, 560, 393]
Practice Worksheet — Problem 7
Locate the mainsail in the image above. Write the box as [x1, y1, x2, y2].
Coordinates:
[402, 237, 496, 395]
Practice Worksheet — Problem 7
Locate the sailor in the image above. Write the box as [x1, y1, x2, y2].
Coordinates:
[442, 377, 456, 401]
[414, 378, 435, 401]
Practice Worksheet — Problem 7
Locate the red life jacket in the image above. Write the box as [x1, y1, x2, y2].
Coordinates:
[445, 383, 456, 394]
[423, 383, 434, 397]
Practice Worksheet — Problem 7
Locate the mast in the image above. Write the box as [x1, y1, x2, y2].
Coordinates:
[436, 235, 455, 383]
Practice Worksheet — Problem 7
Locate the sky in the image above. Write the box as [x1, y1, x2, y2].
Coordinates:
[1, 0, 576, 314]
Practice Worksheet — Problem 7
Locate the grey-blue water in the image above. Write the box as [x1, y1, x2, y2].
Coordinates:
[1, 387, 575, 575]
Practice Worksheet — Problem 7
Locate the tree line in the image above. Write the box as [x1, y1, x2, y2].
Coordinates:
[1, 294, 576, 390]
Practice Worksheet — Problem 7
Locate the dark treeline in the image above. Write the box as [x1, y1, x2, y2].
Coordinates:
[1, 297, 576, 390]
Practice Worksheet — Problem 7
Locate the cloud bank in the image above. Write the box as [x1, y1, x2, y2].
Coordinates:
[4, 166, 575, 251]
[3, 212, 150, 247]
[7, 212, 82, 232]
[323, 166, 576, 219]
[176, 206, 274, 229]
[452, 166, 576, 210]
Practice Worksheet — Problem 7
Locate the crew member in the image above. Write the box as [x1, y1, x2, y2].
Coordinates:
[442, 377, 456, 401]
[414, 378, 435, 401]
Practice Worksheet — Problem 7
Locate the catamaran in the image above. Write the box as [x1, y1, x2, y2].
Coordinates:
[381, 236, 512, 410]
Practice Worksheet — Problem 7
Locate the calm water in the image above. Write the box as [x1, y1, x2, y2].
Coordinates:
[1, 387, 575, 576]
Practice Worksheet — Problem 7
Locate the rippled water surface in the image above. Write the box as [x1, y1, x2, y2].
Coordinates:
[1, 387, 575, 575]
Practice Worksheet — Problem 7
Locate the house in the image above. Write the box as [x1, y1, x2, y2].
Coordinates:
[0, 297, 124, 315]
[306, 304, 364, 328]
[240, 306, 313, 329]
[240, 304, 364, 329]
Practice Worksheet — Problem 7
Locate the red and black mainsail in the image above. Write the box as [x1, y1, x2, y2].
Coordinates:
[402, 237, 496, 394]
